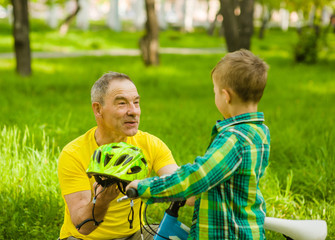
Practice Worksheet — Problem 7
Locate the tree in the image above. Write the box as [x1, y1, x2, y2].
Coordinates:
[0, 0, 12, 23]
[183, 0, 195, 32]
[133, 0, 146, 30]
[256, 0, 281, 39]
[221, 0, 255, 52]
[11, 0, 31, 76]
[59, 0, 80, 35]
[139, 0, 159, 66]
[76, 0, 90, 30]
[106, 0, 121, 31]
[158, 0, 167, 30]
[45, 0, 63, 29]
[284, 0, 334, 63]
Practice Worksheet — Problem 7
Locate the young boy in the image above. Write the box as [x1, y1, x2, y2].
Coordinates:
[127, 49, 270, 239]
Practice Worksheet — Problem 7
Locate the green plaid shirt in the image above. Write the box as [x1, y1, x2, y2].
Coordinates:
[138, 112, 270, 240]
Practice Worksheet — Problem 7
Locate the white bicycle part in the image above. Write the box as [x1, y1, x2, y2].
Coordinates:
[264, 217, 327, 240]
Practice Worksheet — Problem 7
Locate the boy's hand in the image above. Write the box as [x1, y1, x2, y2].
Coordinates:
[186, 196, 196, 206]
[126, 180, 141, 193]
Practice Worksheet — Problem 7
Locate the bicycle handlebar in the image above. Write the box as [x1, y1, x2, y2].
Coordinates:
[126, 188, 139, 198]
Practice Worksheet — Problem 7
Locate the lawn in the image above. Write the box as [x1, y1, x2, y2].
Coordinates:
[0, 19, 335, 239]
[0, 18, 226, 53]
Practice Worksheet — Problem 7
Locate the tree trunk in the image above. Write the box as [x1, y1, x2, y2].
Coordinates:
[280, 8, 289, 31]
[7, 4, 13, 24]
[47, 3, 59, 29]
[134, 0, 146, 30]
[139, 0, 159, 66]
[158, 0, 167, 30]
[76, 0, 90, 30]
[258, 6, 271, 39]
[239, 0, 254, 49]
[183, 0, 195, 32]
[221, 0, 254, 52]
[107, 0, 121, 31]
[207, 5, 223, 36]
[221, 0, 239, 52]
[12, 0, 31, 76]
[59, 0, 80, 35]
[308, 5, 316, 27]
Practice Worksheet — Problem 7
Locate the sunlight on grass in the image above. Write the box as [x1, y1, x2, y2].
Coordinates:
[300, 79, 335, 94]
[0, 59, 14, 69]
[0, 126, 63, 239]
[0, 36, 12, 48]
[32, 61, 58, 73]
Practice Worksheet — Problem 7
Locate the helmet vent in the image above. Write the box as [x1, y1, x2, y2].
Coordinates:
[111, 146, 120, 149]
[114, 154, 128, 166]
[96, 150, 102, 164]
[122, 156, 134, 166]
[104, 154, 113, 167]
[129, 166, 141, 174]
[130, 147, 139, 151]
[141, 158, 147, 165]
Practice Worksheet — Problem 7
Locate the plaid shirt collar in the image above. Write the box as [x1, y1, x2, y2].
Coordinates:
[212, 112, 265, 136]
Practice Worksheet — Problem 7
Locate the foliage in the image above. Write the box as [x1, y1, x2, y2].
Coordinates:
[294, 26, 320, 63]
[283, 0, 332, 14]
[45, 0, 67, 5]
[256, 0, 281, 10]
[0, 0, 9, 6]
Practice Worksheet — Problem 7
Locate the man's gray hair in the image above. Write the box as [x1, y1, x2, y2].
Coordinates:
[91, 72, 133, 105]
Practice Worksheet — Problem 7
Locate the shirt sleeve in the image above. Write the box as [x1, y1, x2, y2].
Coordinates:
[58, 150, 91, 196]
[150, 135, 177, 174]
[137, 132, 242, 204]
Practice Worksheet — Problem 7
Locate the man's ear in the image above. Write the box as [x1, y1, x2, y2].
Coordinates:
[222, 89, 231, 104]
[92, 102, 102, 117]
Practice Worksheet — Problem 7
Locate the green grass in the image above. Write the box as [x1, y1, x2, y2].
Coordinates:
[0, 126, 63, 239]
[0, 19, 225, 53]
[1, 18, 335, 239]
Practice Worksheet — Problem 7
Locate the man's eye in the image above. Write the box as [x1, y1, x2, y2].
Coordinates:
[118, 102, 126, 105]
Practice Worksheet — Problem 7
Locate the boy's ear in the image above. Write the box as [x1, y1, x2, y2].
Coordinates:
[222, 89, 231, 104]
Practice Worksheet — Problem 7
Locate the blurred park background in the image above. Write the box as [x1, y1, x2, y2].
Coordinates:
[0, 0, 335, 239]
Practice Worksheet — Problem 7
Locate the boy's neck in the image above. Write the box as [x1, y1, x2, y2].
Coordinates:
[224, 103, 258, 119]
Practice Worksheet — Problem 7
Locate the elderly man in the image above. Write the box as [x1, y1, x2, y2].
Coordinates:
[58, 72, 178, 240]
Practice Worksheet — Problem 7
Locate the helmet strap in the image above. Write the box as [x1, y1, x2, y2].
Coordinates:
[116, 180, 130, 195]
[76, 184, 105, 230]
[117, 181, 126, 195]
[128, 199, 135, 229]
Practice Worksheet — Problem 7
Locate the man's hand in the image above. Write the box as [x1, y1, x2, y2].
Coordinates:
[65, 183, 120, 235]
[94, 182, 120, 202]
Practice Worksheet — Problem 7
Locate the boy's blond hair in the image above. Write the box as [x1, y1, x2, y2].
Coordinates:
[211, 49, 269, 103]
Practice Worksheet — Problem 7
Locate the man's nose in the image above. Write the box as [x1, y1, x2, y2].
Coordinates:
[127, 104, 140, 115]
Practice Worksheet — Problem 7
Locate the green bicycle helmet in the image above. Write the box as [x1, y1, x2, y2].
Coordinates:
[87, 142, 148, 191]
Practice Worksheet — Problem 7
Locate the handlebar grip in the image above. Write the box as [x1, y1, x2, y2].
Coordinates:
[126, 188, 138, 198]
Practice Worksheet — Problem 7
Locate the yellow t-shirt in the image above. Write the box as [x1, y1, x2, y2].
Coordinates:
[58, 127, 176, 240]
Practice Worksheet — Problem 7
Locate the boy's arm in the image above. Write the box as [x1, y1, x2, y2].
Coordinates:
[129, 132, 242, 204]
